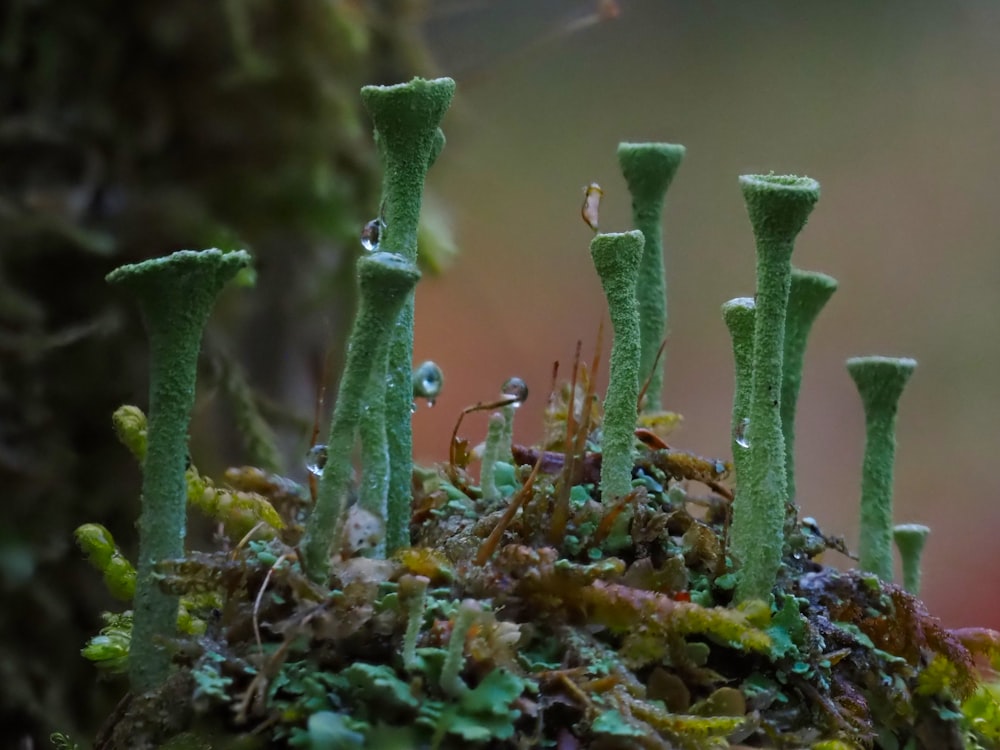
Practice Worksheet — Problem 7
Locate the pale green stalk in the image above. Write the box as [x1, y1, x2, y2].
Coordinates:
[782, 268, 837, 499]
[722, 297, 755, 487]
[590, 230, 644, 503]
[361, 77, 455, 554]
[107, 248, 249, 693]
[847, 356, 917, 581]
[731, 175, 820, 604]
[617, 143, 685, 412]
[893, 523, 930, 595]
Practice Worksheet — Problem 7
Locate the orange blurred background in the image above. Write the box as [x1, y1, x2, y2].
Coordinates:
[408, 1, 1000, 628]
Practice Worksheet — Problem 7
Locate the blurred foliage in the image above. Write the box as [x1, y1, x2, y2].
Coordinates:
[0, 0, 437, 741]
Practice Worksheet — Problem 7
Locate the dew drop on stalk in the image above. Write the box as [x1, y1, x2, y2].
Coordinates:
[412, 361, 444, 406]
[361, 218, 382, 252]
[306, 444, 328, 476]
[734, 417, 750, 449]
[500, 376, 529, 407]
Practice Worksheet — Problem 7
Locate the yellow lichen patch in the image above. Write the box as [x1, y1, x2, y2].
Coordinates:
[394, 546, 455, 584]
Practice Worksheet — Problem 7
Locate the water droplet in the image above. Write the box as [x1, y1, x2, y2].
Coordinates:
[500, 376, 528, 407]
[361, 218, 382, 252]
[734, 417, 750, 449]
[306, 444, 327, 476]
[411, 401, 418, 414]
[413, 361, 444, 401]
[426, 398, 436, 408]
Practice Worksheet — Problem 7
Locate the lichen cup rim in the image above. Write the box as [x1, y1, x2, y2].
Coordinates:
[738, 174, 820, 193]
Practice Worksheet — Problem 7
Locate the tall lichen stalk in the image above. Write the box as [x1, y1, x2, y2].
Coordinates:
[590, 230, 644, 503]
[301, 252, 420, 581]
[730, 175, 820, 604]
[106, 249, 250, 693]
[360, 77, 455, 554]
[617, 143, 685, 412]
[781, 269, 837, 500]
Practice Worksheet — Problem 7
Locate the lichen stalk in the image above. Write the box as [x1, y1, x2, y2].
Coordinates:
[361, 77, 455, 554]
[617, 143, 685, 412]
[499, 404, 515, 464]
[399, 574, 430, 672]
[847, 355, 917, 581]
[781, 268, 837, 500]
[590, 230, 644, 504]
[893, 523, 930, 595]
[722, 297, 755, 485]
[730, 174, 820, 604]
[480, 412, 505, 502]
[440, 600, 480, 698]
[106, 248, 250, 693]
[301, 252, 420, 581]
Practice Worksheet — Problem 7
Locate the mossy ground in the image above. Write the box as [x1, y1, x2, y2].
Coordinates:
[82, 379, 1000, 750]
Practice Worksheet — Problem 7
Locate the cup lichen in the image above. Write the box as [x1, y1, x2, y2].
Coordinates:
[361, 77, 455, 554]
[847, 355, 917, 581]
[730, 174, 820, 604]
[589, 230, 644, 504]
[617, 142, 686, 412]
[301, 251, 421, 580]
[106, 248, 250, 693]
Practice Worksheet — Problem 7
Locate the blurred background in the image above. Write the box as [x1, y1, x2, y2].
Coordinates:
[3, 0, 1000, 743]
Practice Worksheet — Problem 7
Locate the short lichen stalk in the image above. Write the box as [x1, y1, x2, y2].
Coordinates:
[781, 268, 837, 500]
[590, 230, 644, 503]
[894, 523, 930, 595]
[617, 143, 685, 412]
[847, 356, 917, 582]
[361, 77, 455, 554]
[106, 248, 250, 693]
[722, 297, 755, 484]
[301, 252, 420, 581]
[730, 175, 820, 604]
[480, 412, 505, 502]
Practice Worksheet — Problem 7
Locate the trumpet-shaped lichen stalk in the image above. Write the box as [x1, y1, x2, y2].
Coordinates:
[106, 248, 250, 693]
[730, 175, 820, 604]
[302, 252, 420, 579]
[590, 230, 644, 503]
[361, 77, 455, 554]
[722, 297, 756, 484]
[893, 523, 930, 595]
[440, 600, 480, 698]
[781, 268, 837, 500]
[617, 143, 685, 412]
[846, 355, 917, 581]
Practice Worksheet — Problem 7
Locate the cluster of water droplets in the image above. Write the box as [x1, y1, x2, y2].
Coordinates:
[500, 376, 528, 407]
[412, 361, 444, 410]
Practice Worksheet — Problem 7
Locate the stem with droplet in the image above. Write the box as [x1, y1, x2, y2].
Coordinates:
[590, 230, 644, 504]
[361, 77, 455, 554]
[301, 252, 420, 581]
[893, 523, 930, 594]
[731, 174, 820, 604]
[847, 355, 917, 581]
[106, 248, 250, 693]
[722, 297, 755, 486]
[617, 143, 685, 412]
[781, 268, 837, 500]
